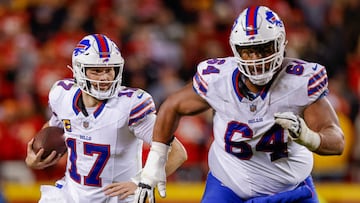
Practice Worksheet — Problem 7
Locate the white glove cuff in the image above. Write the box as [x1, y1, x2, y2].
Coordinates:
[130, 170, 142, 185]
[297, 118, 321, 151]
[142, 141, 171, 186]
[150, 141, 171, 155]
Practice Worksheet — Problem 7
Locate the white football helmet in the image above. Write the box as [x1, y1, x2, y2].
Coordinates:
[70, 34, 124, 100]
[230, 6, 287, 85]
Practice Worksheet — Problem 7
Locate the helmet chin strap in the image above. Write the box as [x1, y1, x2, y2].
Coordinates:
[89, 85, 114, 100]
[249, 73, 274, 86]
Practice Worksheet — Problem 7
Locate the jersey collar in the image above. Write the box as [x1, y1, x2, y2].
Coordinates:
[232, 68, 271, 102]
[72, 88, 107, 118]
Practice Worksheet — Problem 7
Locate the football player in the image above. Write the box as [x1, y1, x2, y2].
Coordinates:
[134, 6, 344, 203]
[25, 34, 187, 203]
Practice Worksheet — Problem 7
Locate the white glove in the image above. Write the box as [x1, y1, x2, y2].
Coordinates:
[133, 142, 170, 203]
[131, 169, 166, 203]
[134, 183, 155, 203]
[274, 112, 321, 151]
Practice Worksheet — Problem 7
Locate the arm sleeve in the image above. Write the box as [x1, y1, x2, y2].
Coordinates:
[47, 81, 65, 128]
[131, 113, 156, 145]
[128, 89, 157, 144]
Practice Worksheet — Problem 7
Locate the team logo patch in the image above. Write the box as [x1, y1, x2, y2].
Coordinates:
[265, 11, 283, 27]
[73, 39, 91, 56]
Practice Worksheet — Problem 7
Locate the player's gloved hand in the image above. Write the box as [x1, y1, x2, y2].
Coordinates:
[134, 183, 155, 203]
[274, 112, 321, 151]
[133, 142, 171, 203]
[131, 170, 166, 203]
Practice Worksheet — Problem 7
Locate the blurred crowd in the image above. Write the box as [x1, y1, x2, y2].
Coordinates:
[0, 0, 359, 186]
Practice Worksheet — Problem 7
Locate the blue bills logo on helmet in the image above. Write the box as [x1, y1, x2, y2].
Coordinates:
[265, 11, 283, 27]
[231, 18, 238, 31]
[74, 39, 91, 56]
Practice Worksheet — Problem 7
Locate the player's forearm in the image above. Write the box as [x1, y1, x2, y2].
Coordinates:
[165, 138, 187, 175]
[153, 96, 182, 144]
[314, 125, 344, 155]
[302, 97, 345, 155]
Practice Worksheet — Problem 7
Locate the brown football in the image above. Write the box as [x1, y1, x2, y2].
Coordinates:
[32, 126, 67, 159]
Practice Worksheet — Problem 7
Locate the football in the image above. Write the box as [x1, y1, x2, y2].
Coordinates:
[32, 126, 67, 160]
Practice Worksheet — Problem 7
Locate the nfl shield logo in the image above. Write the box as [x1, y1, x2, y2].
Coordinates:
[250, 104, 257, 112]
[83, 121, 89, 129]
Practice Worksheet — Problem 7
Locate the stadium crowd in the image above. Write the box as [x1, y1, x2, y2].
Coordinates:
[0, 0, 359, 189]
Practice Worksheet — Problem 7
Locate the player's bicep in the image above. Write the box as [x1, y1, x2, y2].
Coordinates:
[303, 96, 340, 132]
[153, 83, 210, 143]
[167, 83, 210, 116]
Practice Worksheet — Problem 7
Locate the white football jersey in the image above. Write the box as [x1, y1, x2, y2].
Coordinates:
[193, 57, 328, 199]
[47, 79, 156, 203]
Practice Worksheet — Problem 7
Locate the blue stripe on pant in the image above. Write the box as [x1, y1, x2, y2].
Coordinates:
[201, 172, 319, 203]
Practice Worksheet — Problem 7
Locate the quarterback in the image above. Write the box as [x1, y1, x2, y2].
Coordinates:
[25, 34, 187, 203]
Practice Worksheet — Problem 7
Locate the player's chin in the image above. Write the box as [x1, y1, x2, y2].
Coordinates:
[100, 87, 110, 91]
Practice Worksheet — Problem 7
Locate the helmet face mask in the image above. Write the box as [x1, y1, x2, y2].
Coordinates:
[71, 34, 124, 100]
[230, 6, 287, 86]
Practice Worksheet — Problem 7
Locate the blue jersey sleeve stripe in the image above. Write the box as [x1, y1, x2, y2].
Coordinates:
[308, 67, 326, 87]
[308, 67, 328, 96]
[128, 107, 156, 126]
[308, 76, 328, 96]
[193, 73, 208, 95]
[130, 98, 153, 116]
